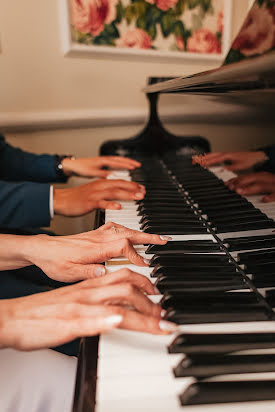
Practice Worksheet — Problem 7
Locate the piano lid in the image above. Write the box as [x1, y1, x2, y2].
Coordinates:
[144, 0, 275, 95]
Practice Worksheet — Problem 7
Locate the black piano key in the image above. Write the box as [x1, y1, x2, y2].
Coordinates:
[161, 291, 258, 310]
[144, 226, 208, 235]
[180, 380, 275, 405]
[165, 307, 268, 324]
[168, 333, 275, 354]
[245, 261, 275, 274]
[146, 241, 221, 254]
[224, 235, 275, 251]
[151, 265, 237, 278]
[238, 249, 275, 264]
[174, 353, 275, 378]
[217, 220, 274, 233]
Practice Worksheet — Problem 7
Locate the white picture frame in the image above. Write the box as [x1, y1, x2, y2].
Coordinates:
[59, 0, 232, 62]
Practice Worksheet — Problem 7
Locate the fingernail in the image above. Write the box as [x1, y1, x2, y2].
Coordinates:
[159, 320, 178, 332]
[95, 266, 106, 277]
[236, 188, 244, 194]
[135, 192, 144, 199]
[161, 310, 167, 318]
[160, 235, 172, 241]
[139, 185, 146, 192]
[114, 203, 121, 209]
[105, 315, 123, 327]
[154, 286, 160, 294]
[143, 258, 150, 265]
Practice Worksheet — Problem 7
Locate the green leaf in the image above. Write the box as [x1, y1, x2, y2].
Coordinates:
[104, 22, 119, 38]
[147, 23, 157, 40]
[125, 5, 136, 24]
[115, 0, 124, 23]
[160, 13, 175, 37]
[136, 16, 147, 30]
[174, 21, 185, 37]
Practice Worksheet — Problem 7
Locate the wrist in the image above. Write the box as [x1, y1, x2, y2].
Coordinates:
[53, 188, 68, 216]
[21, 234, 49, 267]
[61, 157, 76, 177]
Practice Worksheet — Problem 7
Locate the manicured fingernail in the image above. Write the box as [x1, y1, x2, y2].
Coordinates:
[143, 258, 150, 265]
[114, 203, 121, 209]
[236, 188, 244, 194]
[139, 185, 146, 191]
[95, 266, 106, 277]
[135, 192, 144, 199]
[160, 235, 172, 241]
[159, 320, 178, 332]
[105, 315, 123, 327]
[161, 310, 167, 318]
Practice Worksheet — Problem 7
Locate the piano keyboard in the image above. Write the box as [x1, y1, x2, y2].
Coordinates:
[96, 156, 275, 412]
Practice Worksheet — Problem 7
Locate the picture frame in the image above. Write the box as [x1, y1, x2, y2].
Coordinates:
[59, 0, 232, 62]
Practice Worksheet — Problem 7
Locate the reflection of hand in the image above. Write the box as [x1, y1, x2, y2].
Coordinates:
[193, 151, 267, 171]
[62, 156, 141, 178]
[22, 227, 168, 282]
[54, 179, 146, 216]
[226, 171, 275, 202]
[0, 271, 176, 351]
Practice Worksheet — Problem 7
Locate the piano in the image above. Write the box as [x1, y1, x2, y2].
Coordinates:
[72, 2, 275, 411]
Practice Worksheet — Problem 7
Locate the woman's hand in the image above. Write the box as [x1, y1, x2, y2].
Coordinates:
[62, 156, 141, 178]
[54, 179, 145, 217]
[0, 271, 177, 351]
[79, 222, 171, 244]
[226, 171, 275, 202]
[20, 226, 168, 282]
[193, 151, 267, 171]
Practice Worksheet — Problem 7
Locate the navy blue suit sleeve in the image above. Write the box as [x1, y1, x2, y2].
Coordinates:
[0, 134, 67, 183]
[0, 180, 51, 228]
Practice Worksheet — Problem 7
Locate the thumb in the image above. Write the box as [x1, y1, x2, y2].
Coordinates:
[262, 193, 275, 203]
[97, 200, 121, 210]
[94, 170, 111, 178]
[72, 264, 106, 281]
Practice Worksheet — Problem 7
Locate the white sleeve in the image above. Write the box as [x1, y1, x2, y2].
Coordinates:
[49, 185, 54, 219]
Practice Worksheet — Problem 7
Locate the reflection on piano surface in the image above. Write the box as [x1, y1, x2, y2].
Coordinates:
[73, 1, 275, 411]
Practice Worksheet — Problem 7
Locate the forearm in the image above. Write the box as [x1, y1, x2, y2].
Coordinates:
[0, 235, 35, 270]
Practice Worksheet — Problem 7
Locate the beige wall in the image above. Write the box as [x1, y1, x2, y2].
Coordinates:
[3, 0, 273, 235]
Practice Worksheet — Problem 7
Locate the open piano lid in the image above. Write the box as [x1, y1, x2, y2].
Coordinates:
[144, 0, 275, 95]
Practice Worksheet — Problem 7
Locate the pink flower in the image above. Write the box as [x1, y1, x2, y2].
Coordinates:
[145, 0, 178, 12]
[217, 10, 224, 33]
[117, 29, 152, 49]
[187, 28, 221, 54]
[70, 0, 118, 36]
[232, 4, 275, 56]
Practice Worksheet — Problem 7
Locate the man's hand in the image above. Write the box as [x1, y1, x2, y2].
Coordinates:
[226, 171, 275, 202]
[62, 156, 141, 178]
[0, 270, 177, 351]
[20, 227, 168, 283]
[54, 179, 145, 217]
[193, 151, 267, 171]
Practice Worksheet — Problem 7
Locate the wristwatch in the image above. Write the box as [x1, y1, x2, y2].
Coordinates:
[55, 155, 75, 178]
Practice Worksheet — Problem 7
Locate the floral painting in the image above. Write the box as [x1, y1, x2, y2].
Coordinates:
[65, 0, 231, 58]
[225, 0, 275, 64]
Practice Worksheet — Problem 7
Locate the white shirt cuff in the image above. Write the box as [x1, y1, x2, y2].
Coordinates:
[49, 185, 54, 219]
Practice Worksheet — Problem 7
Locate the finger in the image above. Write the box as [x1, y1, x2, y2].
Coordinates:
[96, 200, 122, 210]
[66, 304, 177, 335]
[104, 239, 147, 266]
[262, 193, 275, 203]
[79, 284, 162, 318]
[118, 308, 177, 335]
[104, 156, 141, 168]
[98, 188, 145, 201]
[230, 173, 261, 187]
[236, 183, 264, 195]
[95, 179, 145, 192]
[81, 269, 156, 295]
[101, 158, 141, 170]
[106, 224, 170, 245]
[66, 264, 107, 282]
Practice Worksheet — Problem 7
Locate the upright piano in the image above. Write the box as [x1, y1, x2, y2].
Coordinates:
[72, 2, 275, 411]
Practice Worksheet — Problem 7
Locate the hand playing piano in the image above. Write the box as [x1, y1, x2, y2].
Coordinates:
[226, 171, 275, 202]
[0, 270, 176, 351]
[193, 151, 267, 171]
[61, 156, 141, 178]
[54, 179, 146, 216]
[21, 227, 168, 282]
